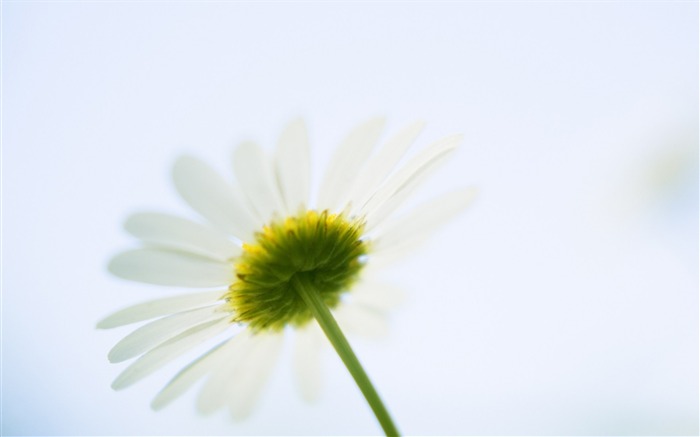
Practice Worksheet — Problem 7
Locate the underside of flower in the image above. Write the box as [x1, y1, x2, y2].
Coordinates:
[102, 119, 473, 436]
[225, 210, 368, 331]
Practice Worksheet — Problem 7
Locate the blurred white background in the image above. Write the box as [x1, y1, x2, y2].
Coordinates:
[3, 1, 698, 436]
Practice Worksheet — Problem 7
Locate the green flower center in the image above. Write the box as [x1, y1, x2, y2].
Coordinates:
[225, 210, 369, 331]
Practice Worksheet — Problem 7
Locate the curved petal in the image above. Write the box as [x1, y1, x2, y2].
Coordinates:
[233, 142, 285, 224]
[360, 134, 462, 232]
[112, 318, 230, 390]
[227, 332, 284, 421]
[346, 121, 425, 215]
[96, 291, 226, 329]
[372, 188, 477, 254]
[125, 212, 241, 261]
[333, 303, 389, 339]
[349, 281, 406, 312]
[151, 336, 238, 411]
[172, 156, 258, 242]
[275, 118, 311, 214]
[108, 248, 234, 288]
[293, 322, 324, 403]
[316, 118, 385, 211]
[196, 329, 258, 415]
[108, 305, 226, 363]
[365, 239, 425, 270]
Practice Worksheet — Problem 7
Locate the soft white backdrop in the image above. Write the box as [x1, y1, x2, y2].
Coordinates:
[3, 2, 698, 436]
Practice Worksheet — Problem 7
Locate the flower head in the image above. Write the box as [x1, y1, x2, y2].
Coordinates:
[229, 210, 368, 331]
[101, 118, 474, 421]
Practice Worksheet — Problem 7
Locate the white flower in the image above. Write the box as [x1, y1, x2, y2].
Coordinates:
[100, 118, 475, 420]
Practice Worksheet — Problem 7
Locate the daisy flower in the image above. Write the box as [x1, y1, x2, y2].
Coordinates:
[100, 118, 475, 436]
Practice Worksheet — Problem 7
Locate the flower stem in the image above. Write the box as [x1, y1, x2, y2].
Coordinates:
[292, 274, 400, 437]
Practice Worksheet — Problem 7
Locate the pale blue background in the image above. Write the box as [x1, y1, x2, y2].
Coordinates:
[4, 1, 698, 435]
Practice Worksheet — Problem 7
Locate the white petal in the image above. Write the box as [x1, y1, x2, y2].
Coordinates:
[196, 329, 258, 414]
[275, 118, 311, 214]
[151, 337, 237, 410]
[172, 156, 258, 242]
[333, 303, 389, 339]
[316, 118, 386, 211]
[108, 248, 234, 287]
[108, 305, 226, 363]
[112, 318, 230, 390]
[350, 281, 406, 312]
[233, 142, 285, 223]
[97, 291, 225, 329]
[293, 322, 324, 403]
[365, 239, 425, 270]
[346, 121, 425, 215]
[124, 212, 242, 261]
[372, 188, 477, 254]
[227, 332, 284, 421]
[361, 134, 462, 231]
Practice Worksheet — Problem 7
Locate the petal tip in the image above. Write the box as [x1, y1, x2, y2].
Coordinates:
[229, 408, 252, 422]
[150, 397, 166, 411]
[452, 133, 465, 144]
[107, 349, 126, 364]
[111, 379, 125, 391]
[412, 119, 427, 129]
[95, 319, 110, 330]
[173, 154, 197, 171]
[286, 117, 306, 129]
[106, 254, 128, 279]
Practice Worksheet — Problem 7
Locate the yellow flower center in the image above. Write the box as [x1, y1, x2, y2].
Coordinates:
[225, 210, 368, 331]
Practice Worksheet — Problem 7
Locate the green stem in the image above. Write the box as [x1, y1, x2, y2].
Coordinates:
[292, 274, 400, 437]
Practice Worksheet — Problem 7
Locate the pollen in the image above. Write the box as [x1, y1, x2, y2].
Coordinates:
[225, 210, 369, 331]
